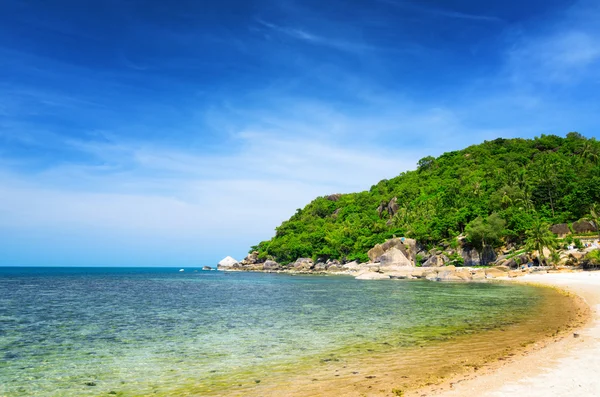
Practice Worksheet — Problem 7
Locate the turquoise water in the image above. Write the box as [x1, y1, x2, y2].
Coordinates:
[0, 267, 549, 396]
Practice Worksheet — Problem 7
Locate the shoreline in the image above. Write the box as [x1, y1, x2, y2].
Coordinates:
[197, 273, 587, 397]
[411, 271, 599, 397]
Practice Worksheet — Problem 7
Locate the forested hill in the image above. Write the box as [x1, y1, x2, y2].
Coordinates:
[251, 133, 600, 264]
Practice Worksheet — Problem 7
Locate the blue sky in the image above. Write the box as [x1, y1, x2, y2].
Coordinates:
[1, 0, 599, 266]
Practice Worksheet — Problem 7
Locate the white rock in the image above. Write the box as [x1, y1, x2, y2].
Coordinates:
[217, 256, 239, 270]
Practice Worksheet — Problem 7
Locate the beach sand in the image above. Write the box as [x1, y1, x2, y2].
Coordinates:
[418, 271, 600, 397]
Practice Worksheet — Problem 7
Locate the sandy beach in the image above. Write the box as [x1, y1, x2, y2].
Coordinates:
[420, 271, 600, 397]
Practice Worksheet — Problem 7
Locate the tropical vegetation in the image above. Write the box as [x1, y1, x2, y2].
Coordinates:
[251, 133, 600, 264]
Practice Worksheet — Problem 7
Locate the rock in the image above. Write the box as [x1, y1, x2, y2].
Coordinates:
[570, 252, 586, 260]
[494, 265, 510, 272]
[368, 245, 385, 262]
[355, 272, 390, 280]
[378, 247, 412, 267]
[387, 269, 414, 279]
[202, 266, 212, 271]
[314, 262, 327, 271]
[217, 256, 239, 270]
[263, 260, 280, 270]
[471, 270, 486, 280]
[342, 261, 363, 271]
[326, 259, 341, 266]
[424, 271, 439, 281]
[294, 258, 314, 271]
[436, 269, 470, 281]
[422, 255, 447, 267]
[460, 245, 497, 266]
[367, 237, 417, 265]
[327, 264, 342, 272]
[326, 193, 342, 201]
[331, 208, 341, 219]
[411, 269, 427, 278]
[485, 268, 507, 278]
[508, 270, 525, 278]
[433, 265, 455, 272]
[504, 259, 518, 269]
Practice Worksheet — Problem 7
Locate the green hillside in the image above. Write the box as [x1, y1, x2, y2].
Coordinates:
[251, 133, 600, 264]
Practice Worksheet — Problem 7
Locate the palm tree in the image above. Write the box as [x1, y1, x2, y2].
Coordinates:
[586, 203, 600, 240]
[525, 218, 557, 266]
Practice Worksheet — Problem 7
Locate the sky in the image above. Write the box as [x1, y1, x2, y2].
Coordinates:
[1, 0, 600, 266]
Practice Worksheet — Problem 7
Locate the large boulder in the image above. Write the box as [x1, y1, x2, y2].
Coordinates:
[342, 261, 363, 271]
[240, 251, 260, 266]
[217, 256, 239, 270]
[459, 245, 497, 266]
[485, 268, 507, 278]
[378, 247, 413, 268]
[294, 258, 314, 271]
[263, 260, 280, 270]
[422, 255, 448, 267]
[368, 237, 417, 265]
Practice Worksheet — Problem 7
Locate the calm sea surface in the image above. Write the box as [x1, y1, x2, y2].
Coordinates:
[0, 267, 555, 396]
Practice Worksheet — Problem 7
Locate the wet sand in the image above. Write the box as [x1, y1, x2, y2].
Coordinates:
[417, 271, 600, 397]
[193, 275, 587, 397]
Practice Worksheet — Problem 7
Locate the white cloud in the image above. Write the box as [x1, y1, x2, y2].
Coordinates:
[506, 1, 600, 85]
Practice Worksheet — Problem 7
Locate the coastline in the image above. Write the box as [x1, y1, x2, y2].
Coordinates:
[413, 271, 599, 397]
[194, 273, 587, 397]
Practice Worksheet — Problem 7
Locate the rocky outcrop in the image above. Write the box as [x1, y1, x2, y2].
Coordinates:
[459, 244, 497, 266]
[422, 254, 448, 267]
[294, 258, 314, 271]
[239, 251, 260, 266]
[378, 247, 412, 268]
[326, 194, 342, 201]
[217, 256, 239, 270]
[368, 237, 417, 265]
[263, 260, 280, 270]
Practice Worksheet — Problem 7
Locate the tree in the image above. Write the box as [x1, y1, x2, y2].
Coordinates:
[417, 156, 435, 172]
[465, 213, 506, 265]
[525, 218, 557, 266]
[585, 203, 600, 239]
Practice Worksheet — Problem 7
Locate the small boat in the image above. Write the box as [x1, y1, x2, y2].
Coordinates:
[179, 269, 185, 272]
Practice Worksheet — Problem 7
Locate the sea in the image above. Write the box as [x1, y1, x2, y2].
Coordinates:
[0, 267, 577, 396]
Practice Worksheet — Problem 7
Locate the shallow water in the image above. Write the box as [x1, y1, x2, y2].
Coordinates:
[0, 267, 570, 396]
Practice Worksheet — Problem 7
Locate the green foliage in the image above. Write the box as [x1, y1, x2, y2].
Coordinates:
[465, 213, 506, 250]
[585, 250, 600, 264]
[448, 252, 465, 266]
[525, 218, 558, 265]
[252, 134, 600, 263]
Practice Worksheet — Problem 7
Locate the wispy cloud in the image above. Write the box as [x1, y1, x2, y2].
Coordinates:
[378, 0, 502, 22]
[255, 19, 377, 53]
[505, 0, 600, 86]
